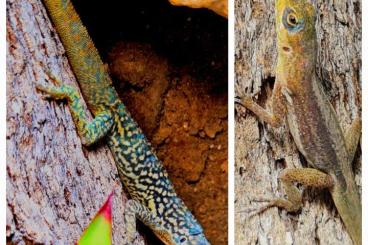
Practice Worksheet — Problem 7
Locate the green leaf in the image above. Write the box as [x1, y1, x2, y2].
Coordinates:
[77, 191, 113, 245]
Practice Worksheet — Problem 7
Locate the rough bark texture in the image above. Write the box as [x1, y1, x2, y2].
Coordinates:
[6, 0, 145, 244]
[235, 0, 361, 244]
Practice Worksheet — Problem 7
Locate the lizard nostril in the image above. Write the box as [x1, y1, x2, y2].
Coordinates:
[283, 46, 291, 52]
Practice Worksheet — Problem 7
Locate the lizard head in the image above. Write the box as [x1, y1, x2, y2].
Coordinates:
[275, 0, 317, 86]
[275, 0, 316, 56]
[154, 209, 210, 245]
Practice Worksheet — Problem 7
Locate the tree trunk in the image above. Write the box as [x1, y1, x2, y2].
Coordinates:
[235, 0, 361, 244]
[6, 0, 145, 244]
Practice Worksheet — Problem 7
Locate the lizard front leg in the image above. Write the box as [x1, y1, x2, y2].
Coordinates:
[252, 168, 334, 215]
[236, 82, 287, 128]
[36, 72, 114, 146]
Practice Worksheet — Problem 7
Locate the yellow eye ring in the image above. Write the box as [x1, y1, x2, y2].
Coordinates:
[287, 13, 298, 26]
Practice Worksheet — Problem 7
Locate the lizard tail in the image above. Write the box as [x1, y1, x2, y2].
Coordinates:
[331, 178, 362, 245]
[42, 0, 119, 114]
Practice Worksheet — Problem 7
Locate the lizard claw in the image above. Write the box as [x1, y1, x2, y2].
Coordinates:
[235, 95, 253, 108]
[251, 197, 274, 203]
[40, 94, 54, 100]
[36, 60, 62, 86]
[126, 231, 139, 245]
[239, 204, 278, 219]
[237, 196, 279, 219]
[35, 82, 68, 100]
[234, 96, 242, 104]
[44, 70, 62, 86]
[35, 82, 53, 92]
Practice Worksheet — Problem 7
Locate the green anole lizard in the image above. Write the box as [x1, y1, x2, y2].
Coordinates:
[36, 0, 210, 244]
[236, 0, 361, 244]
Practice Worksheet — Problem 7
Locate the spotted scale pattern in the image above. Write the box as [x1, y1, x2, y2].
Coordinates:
[40, 0, 210, 244]
[106, 103, 207, 243]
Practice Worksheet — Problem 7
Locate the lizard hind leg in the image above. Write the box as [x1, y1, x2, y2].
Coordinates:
[238, 196, 301, 220]
[243, 168, 334, 218]
[36, 72, 114, 146]
[239, 183, 303, 219]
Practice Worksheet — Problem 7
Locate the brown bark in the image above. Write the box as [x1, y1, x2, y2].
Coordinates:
[6, 0, 145, 244]
[235, 0, 361, 244]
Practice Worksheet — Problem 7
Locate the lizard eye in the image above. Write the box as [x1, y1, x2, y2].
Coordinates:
[287, 13, 298, 26]
[282, 8, 304, 32]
